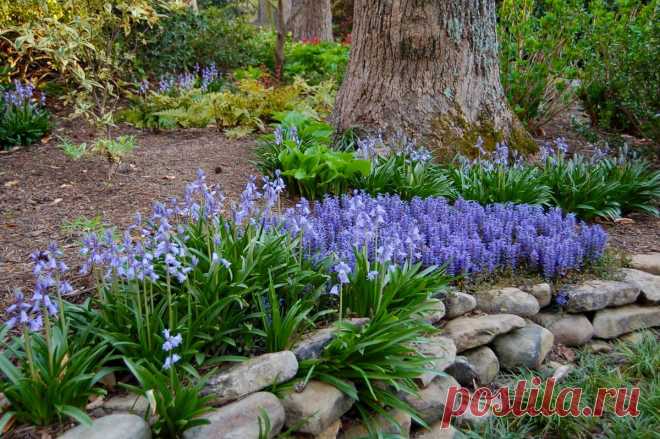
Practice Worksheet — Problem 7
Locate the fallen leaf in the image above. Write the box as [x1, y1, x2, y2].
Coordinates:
[164, 175, 176, 180]
[50, 198, 63, 206]
[3, 180, 18, 188]
[614, 217, 634, 224]
[59, 184, 72, 189]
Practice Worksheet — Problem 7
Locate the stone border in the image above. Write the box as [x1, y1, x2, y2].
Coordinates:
[58, 255, 660, 438]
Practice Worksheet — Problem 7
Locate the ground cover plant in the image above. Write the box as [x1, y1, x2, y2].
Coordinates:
[0, 80, 50, 149]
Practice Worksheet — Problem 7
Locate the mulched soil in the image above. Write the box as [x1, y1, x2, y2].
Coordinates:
[0, 123, 258, 307]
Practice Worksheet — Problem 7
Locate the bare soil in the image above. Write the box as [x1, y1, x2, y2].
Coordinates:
[0, 124, 258, 306]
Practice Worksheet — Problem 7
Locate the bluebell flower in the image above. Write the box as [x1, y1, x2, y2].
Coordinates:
[163, 353, 181, 370]
[162, 329, 182, 352]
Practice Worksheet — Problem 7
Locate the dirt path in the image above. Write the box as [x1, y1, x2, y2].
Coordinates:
[0, 127, 258, 303]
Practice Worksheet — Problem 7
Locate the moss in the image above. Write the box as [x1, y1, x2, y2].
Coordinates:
[428, 111, 537, 161]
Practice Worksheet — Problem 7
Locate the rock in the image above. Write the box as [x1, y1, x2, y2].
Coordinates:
[456, 346, 500, 386]
[400, 375, 461, 425]
[531, 312, 594, 346]
[444, 314, 526, 352]
[341, 409, 411, 439]
[422, 300, 446, 325]
[493, 323, 554, 369]
[630, 253, 660, 275]
[586, 340, 613, 354]
[473, 287, 540, 317]
[445, 356, 477, 388]
[552, 365, 573, 383]
[292, 319, 369, 361]
[565, 280, 640, 313]
[184, 392, 284, 439]
[102, 394, 150, 417]
[414, 423, 462, 439]
[416, 336, 457, 387]
[316, 419, 342, 438]
[620, 268, 660, 304]
[524, 283, 552, 308]
[444, 292, 476, 319]
[619, 331, 646, 344]
[592, 305, 660, 339]
[280, 380, 354, 435]
[58, 414, 150, 439]
[202, 351, 298, 404]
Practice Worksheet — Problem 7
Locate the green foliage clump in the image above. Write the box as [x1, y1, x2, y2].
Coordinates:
[579, 0, 659, 141]
[278, 144, 371, 200]
[282, 41, 349, 85]
[0, 324, 113, 427]
[0, 82, 50, 149]
[137, 6, 274, 75]
[124, 77, 336, 137]
[359, 147, 456, 201]
[448, 162, 552, 206]
[498, 0, 585, 131]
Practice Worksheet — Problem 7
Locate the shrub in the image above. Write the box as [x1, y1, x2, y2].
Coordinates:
[497, 0, 585, 131]
[579, 0, 659, 141]
[282, 40, 349, 85]
[281, 192, 608, 279]
[137, 6, 273, 75]
[0, 80, 50, 149]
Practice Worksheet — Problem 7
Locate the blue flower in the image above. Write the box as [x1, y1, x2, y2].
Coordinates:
[162, 329, 182, 352]
[163, 354, 181, 370]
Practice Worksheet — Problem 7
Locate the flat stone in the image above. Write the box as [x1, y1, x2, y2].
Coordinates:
[524, 283, 552, 308]
[586, 340, 613, 354]
[316, 419, 342, 438]
[460, 346, 499, 386]
[280, 380, 354, 435]
[444, 292, 476, 319]
[531, 312, 594, 346]
[292, 319, 369, 361]
[493, 322, 554, 369]
[445, 356, 477, 387]
[620, 268, 660, 304]
[202, 351, 298, 404]
[184, 392, 284, 439]
[58, 414, 150, 439]
[414, 423, 462, 439]
[473, 287, 540, 317]
[416, 336, 457, 387]
[400, 375, 461, 425]
[630, 253, 660, 275]
[565, 280, 640, 313]
[592, 305, 660, 339]
[422, 300, 446, 325]
[619, 331, 647, 344]
[102, 394, 149, 417]
[341, 409, 411, 439]
[444, 314, 526, 352]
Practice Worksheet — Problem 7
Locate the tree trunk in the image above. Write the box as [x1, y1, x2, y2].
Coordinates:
[288, 0, 333, 42]
[274, 0, 287, 80]
[333, 0, 531, 155]
[256, 0, 291, 28]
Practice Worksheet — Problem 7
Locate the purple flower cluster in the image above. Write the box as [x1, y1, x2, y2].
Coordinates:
[155, 64, 220, 95]
[281, 193, 607, 279]
[3, 80, 45, 109]
[6, 243, 71, 332]
[162, 328, 182, 369]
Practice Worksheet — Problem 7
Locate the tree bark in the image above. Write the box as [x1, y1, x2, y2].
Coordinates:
[288, 0, 333, 42]
[333, 0, 530, 154]
[274, 0, 287, 80]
